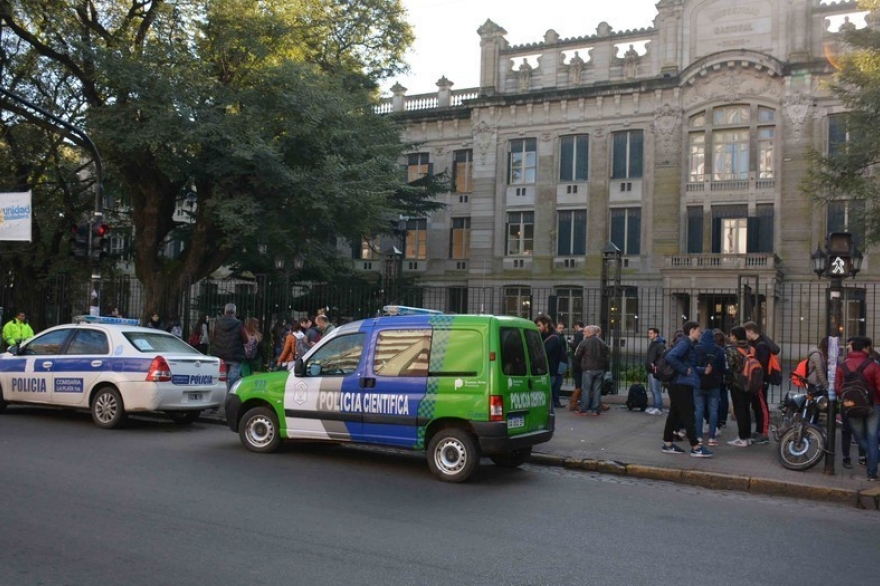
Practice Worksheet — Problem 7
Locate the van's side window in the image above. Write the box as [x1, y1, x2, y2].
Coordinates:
[524, 329, 549, 375]
[374, 329, 432, 376]
[500, 327, 527, 376]
[304, 333, 366, 376]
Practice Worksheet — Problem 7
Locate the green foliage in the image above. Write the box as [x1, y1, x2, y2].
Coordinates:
[621, 366, 647, 386]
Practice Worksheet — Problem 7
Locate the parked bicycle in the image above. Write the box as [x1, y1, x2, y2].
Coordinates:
[773, 373, 830, 471]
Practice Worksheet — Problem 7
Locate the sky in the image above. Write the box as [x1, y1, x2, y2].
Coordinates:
[383, 0, 660, 96]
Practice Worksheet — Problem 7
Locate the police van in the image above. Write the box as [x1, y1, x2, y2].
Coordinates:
[0, 316, 227, 428]
[225, 307, 555, 482]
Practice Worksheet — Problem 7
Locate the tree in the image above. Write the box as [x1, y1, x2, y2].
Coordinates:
[803, 2, 880, 244]
[0, 0, 440, 320]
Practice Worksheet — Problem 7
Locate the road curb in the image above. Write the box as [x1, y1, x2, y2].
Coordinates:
[529, 452, 865, 508]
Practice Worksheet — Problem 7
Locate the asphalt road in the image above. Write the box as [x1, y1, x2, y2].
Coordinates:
[0, 407, 875, 586]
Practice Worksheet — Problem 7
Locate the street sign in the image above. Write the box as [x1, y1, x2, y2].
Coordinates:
[830, 256, 847, 275]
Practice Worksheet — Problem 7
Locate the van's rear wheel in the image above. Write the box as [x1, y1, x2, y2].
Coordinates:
[490, 447, 532, 468]
[427, 428, 480, 482]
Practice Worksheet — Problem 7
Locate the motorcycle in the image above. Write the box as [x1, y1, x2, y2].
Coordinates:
[773, 373, 830, 471]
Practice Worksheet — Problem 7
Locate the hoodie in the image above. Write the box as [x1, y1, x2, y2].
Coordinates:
[695, 329, 724, 390]
[645, 334, 666, 373]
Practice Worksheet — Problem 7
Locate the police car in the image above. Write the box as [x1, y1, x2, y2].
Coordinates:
[0, 315, 227, 428]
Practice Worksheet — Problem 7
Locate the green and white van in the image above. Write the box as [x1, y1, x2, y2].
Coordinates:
[225, 311, 555, 482]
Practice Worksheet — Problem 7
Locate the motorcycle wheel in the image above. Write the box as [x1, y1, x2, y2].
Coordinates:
[777, 424, 825, 471]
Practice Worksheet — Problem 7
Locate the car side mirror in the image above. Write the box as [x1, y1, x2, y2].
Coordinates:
[7, 344, 19, 356]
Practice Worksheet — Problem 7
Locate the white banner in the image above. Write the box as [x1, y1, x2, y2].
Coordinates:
[0, 191, 33, 241]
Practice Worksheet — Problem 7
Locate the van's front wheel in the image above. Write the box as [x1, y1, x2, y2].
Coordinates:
[427, 428, 480, 482]
[490, 447, 532, 468]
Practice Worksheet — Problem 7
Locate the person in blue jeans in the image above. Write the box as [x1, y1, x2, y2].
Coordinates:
[535, 315, 566, 410]
[645, 327, 666, 414]
[694, 328, 725, 446]
[835, 336, 880, 481]
[574, 324, 609, 415]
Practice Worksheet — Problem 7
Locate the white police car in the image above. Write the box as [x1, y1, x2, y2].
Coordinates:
[0, 316, 227, 428]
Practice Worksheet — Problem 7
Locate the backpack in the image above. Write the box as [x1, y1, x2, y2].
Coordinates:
[790, 358, 809, 388]
[766, 351, 783, 385]
[626, 383, 648, 411]
[244, 334, 258, 359]
[188, 330, 200, 347]
[839, 359, 874, 418]
[653, 348, 677, 384]
[724, 345, 763, 394]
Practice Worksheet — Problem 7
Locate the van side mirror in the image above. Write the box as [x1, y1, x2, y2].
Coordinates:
[293, 358, 304, 376]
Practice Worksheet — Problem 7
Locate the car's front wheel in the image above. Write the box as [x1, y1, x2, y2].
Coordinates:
[166, 410, 201, 424]
[239, 406, 281, 453]
[91, 387, 127, 429]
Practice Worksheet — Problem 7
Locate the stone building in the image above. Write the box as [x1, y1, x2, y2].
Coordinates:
[365, 0, 874, 346]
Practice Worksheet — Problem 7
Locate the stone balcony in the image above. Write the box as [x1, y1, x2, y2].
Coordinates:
[664, 253, 780, 270]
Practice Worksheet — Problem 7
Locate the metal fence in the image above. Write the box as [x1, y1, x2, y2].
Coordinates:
[2, 272, 878, 403]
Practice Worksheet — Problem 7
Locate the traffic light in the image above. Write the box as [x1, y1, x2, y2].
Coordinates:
[90, 221, 111, 262]
[70, 223, 90, 260]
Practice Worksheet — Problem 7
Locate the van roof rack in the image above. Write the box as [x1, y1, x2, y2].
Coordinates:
[73, 315, 141, 326]
[382, 305, 444, 316]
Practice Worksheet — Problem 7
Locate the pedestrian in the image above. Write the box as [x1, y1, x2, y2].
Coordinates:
[167, 316, 183, 338]
[270, 318, 289, 365]
[644, 327, 666, 415]
[660, 320, 713, 457]
[835, 335, 880, 481]
[193, 315, 210, 354]
[315, 314, 335, 338]
[743, 321, 779, 444]
[694, 328, 724, 446]
[573, 324, 609, 416]
[568, 322, 585, 411]
[713, 329, 730, 433]
[210, 303, 248, 399]
[145, 312, 162, 329]
[241, 317, 263, 376]
[535, 315, 565, 409]
[2, 311, 34, 349]
[296, 317, 313, 359]
[306, 317, 323, 346]
[276, 321, 301, 370]
[726, 327, 753, 447]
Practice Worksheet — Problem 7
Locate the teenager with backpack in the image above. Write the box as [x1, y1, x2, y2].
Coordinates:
[743, 321, 780, 444]
[835, 336, 880, 481]
[726, 327, 758, 447]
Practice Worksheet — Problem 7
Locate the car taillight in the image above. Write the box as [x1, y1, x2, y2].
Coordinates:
[219, 360, 227, 382]
[490, 395, 504, 421]
[146, 356, 172, 382]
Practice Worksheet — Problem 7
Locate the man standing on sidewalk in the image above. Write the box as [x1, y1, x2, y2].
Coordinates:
[574, 325, 608, 415]
[644, 327, 666, 415]
[568, 322, 585, 411]
[535, 315, 565, 409]
[743, 321, 779, 444]
[836, 336, 880, 481]
[211, 303, 249, 394]
[660, 321, 713, 457]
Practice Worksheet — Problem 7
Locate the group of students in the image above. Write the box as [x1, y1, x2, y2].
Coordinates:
[651, 320, 780, 459]
[271, 313, 335, 370]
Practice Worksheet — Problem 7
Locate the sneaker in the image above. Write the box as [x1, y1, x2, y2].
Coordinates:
[752, 435, 770, 445]
[645, 407, 657, 415]
[690, 445, 714, 458]
[843, 458, 853, 469]
[867, 474, 878, 482]
[859, 457, 867, 467]
[653, 409, 665, 416]
[727, 438, 750, 447]
[661, 443, 686, 454]
[708, 438, 718, 446]
[715, 426, 724, 438]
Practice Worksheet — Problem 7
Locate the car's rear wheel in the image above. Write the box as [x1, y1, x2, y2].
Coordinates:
[166, 410, 201, 424]
[91, 387, 127, 429]
[490, 447, 532, 468]
[426, 428, 480, 483]
[240, 406, 281, 453]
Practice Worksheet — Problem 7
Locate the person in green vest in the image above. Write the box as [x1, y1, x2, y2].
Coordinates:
[3, 311, 35, 349]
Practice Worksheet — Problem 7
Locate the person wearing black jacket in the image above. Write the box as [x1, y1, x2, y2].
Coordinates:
[743, 321, 780, 444]
[536, 315, 566, 409]
[694, 328, 725, 446]
[644, 328, 666, 415]
[568, 322, 585, 411]
[211, 303, 249, 393]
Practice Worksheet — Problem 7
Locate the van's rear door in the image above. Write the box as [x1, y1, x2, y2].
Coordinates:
[499, 326, 550, 436]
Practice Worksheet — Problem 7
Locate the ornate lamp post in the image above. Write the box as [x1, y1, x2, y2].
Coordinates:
[601, 242, 622, 394]
[274, 253, 304, 317]
[811, 231, 863, 475]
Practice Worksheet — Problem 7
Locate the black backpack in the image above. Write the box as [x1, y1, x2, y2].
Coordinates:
[626, 383, 648, 411]
[653, 348, 677, 384]
[840, 359, 874, 418]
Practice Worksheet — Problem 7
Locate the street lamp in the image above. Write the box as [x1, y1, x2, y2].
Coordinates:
[811, 231, 863, 476]
[601, 242, 622, 395]
[274, 253, 305, 318]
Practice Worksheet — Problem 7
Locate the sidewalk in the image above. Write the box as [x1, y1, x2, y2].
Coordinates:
[533, 390, 880, 510]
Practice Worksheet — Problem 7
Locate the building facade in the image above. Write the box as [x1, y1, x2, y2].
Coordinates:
[364, 0, 873, 347]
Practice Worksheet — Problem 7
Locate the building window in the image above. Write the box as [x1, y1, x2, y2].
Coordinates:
[712, 129, 749, 181]
[610, 208, 641, 255]
[686, 207, 703, 253]
[449, 217, 471, 259]
[557, 209, 587, 256]
[453, 149, 473, 193]
[559, 135, 589, 182]
[828, 113, 851, 156]
[710, 205, 773, 254]
[506, 211, 534, 256]
[508, 138, 537, 185]
[359, 236, 380, 260]
[827, 199, 865, 249]
[553, 288, 583, 329]
[504, 286, 532, 319]
[688, 133, 705, 182]
[404, 218, 427, 260]
[720, 217, 748, 254]
[407, 153, 431, 183]
[611, 130, 643, 179]
[758, 127, 775, 178]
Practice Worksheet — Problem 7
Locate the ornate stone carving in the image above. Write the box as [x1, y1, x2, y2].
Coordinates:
[653, 104, 680, 148]
[683, 68, 780, 108]
[472, 120, 496, 164]
[784, 93, 811, 143]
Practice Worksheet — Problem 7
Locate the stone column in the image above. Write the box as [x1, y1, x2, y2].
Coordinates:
[478, 19, 509, 96]
[391, 83, 407, 113]
[436, 76, 454, 108]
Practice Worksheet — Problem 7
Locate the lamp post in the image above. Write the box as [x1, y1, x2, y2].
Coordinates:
[601, 242, 622, 394]
[274, 253, 304, 319]
[811, 232, 863, 475]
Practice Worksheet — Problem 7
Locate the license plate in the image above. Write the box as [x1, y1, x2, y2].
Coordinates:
[188, 392, 204, 402]
[507, 414, 525, 429]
